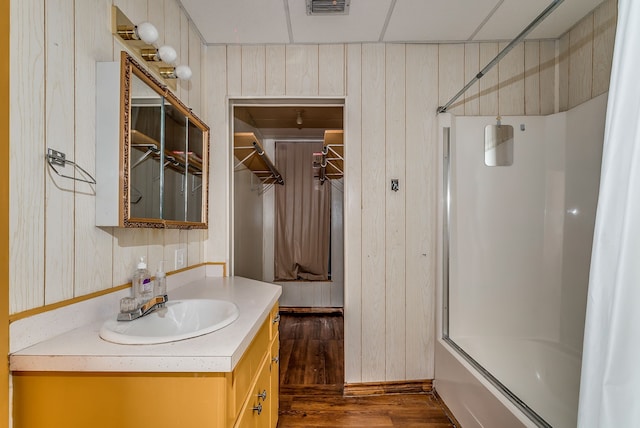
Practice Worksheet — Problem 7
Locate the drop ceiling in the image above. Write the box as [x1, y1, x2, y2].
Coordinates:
[179, 0, 605, 45]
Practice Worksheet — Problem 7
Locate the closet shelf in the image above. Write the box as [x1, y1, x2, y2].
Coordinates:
[320, 130, 344, 182]
[234, 132, 284, 185]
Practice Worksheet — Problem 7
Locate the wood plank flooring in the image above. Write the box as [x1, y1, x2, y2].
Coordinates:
[277, 314, 456, 427]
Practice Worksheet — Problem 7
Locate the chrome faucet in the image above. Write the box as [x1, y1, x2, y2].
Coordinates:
[117, 294, 168, 321]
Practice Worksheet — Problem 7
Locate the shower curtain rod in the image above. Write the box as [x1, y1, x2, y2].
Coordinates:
[436, 0, 565, 114]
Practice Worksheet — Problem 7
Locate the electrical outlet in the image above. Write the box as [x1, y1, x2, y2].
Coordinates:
[175, 248, 186, 270]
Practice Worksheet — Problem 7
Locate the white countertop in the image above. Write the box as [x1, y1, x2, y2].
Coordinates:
[9, 276, 281, 373]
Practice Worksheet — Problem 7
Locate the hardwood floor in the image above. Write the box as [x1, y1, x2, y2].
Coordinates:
[277, 314, 456, 428]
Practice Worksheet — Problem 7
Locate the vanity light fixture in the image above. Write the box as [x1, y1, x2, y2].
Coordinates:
[116, 21, 159, 44]
[141, 45, 178, 63]
[296, 110, 303, 126]
[160, 65, 193, 81]
[112, 6, 194, 86]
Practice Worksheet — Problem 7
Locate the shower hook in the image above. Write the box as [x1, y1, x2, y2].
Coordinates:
[46, 148, 97, 185]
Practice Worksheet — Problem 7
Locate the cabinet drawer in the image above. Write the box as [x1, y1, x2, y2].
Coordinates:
[232, 317, 269, 419]
[234, 355, 272, 428]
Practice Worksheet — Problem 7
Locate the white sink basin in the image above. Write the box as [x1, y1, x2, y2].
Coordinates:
[99, 299, 240, 345]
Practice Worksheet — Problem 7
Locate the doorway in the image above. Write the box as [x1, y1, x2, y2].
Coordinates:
[230, 99, 345, 310]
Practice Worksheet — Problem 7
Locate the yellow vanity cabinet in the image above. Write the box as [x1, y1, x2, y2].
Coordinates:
[12, 303, 281, 428]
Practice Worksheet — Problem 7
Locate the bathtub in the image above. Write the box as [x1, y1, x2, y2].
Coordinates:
[435, 336, 581, 428]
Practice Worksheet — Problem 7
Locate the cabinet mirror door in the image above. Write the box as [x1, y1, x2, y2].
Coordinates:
[122, 52, 209, 229]
[129, 72, 164, 222]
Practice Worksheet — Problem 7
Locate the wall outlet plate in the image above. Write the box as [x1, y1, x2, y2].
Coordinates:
[175, 248, 186, 270]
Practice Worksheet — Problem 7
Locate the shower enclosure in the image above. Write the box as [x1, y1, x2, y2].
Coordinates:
[435, 93, 608, 427]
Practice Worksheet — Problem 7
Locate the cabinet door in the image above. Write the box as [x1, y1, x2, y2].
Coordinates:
[269, 334, 280, 428]
[235, 355, 271, 428]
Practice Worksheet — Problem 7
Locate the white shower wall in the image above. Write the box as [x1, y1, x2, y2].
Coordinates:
[449, 93, 607, 351]
[438, 93, 608, 428]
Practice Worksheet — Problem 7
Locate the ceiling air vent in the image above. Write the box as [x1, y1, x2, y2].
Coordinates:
[306, 0, 350, 15]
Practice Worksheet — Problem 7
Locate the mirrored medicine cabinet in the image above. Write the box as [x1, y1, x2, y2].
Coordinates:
[96, 52, 209, 229]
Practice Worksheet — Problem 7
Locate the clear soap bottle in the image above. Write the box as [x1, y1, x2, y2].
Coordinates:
[154, 261, 167, 297]
[133, 257, 153, 306]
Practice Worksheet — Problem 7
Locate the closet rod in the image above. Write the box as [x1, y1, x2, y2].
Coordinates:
[437, 0, 564, 114]
[252, 141, 284, 185]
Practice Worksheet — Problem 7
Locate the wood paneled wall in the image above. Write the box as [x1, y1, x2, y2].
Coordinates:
[9, 0, 206, 314]
[205, 2, 616, 382]
[560, 0, 617, 111]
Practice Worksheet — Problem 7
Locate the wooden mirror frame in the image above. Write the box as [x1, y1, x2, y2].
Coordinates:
[120, 51, 209, 229]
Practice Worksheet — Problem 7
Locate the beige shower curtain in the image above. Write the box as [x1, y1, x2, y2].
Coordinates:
[274, 142, 331, 281]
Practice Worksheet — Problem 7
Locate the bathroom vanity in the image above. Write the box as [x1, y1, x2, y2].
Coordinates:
[10, 276, 281, 428]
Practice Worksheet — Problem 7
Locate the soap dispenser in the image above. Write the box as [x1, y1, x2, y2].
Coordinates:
[133, 256, 153, 305]
[154, 261, 167, 297]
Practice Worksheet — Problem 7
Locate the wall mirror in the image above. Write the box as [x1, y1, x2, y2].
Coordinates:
[97, 52, 209, 229]
[484, 124, 513, 167]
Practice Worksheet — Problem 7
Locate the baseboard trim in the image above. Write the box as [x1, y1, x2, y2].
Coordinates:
[279, 306, 344, 315]
[343, 379, 433, 396]
[433, 389, 462, 428]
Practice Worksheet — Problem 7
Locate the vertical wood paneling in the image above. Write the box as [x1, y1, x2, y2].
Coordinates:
[74, 0, 114, 297]
[265, 45, 286, 96]
[524, 41, 541, 115]
[227, 45, 242, 96]
[1, 0, 9, 418]
[147, 0, 165, 46]
[384, 44, 406, 381]
[164, 1, 182, 100]
[45, 0, 75, 304]
[479, 43, 499, 116]
[319, 44, 345, 96]
[164, 0, 180, 54]
[178, 13, 190, 104]
[10, 0, 46, 313]
[593, 0, 617, 97]
[464, 43, 479, 116]
[285, 45, 319, 96]
[148, 229, 164, 276]
[112, 228, 148, 287]
[187, 229, 204, 265]
[559, 33, 570, 112]
[242, 45, 266, 96]
[188, 23, 202, 114]
[406, 44, 438, 379]
[438, 44, 464, 116]
[344, 44, 363, 383]
[540, 40, 556, 115]
[361, 44, 386, 382]
[568, 15, 594, 109]
[204, 46, 230, 263]
[498, 42, 525, 115]
[113, 0, 147, 27]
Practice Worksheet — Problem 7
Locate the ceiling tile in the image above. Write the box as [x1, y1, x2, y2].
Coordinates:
[383, 0, 500, 42]
[474, 0, 603, 41]
[526, 0, 603, 39]
[180, 0, 290, 44]
[288, 0, 393, 43]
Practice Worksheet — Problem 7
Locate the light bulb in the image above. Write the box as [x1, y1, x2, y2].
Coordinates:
[296, 111, 303, 126]
[136, 22, 158, 44]
[175, 65, 192, 80]
[157, 45, 177, 63]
